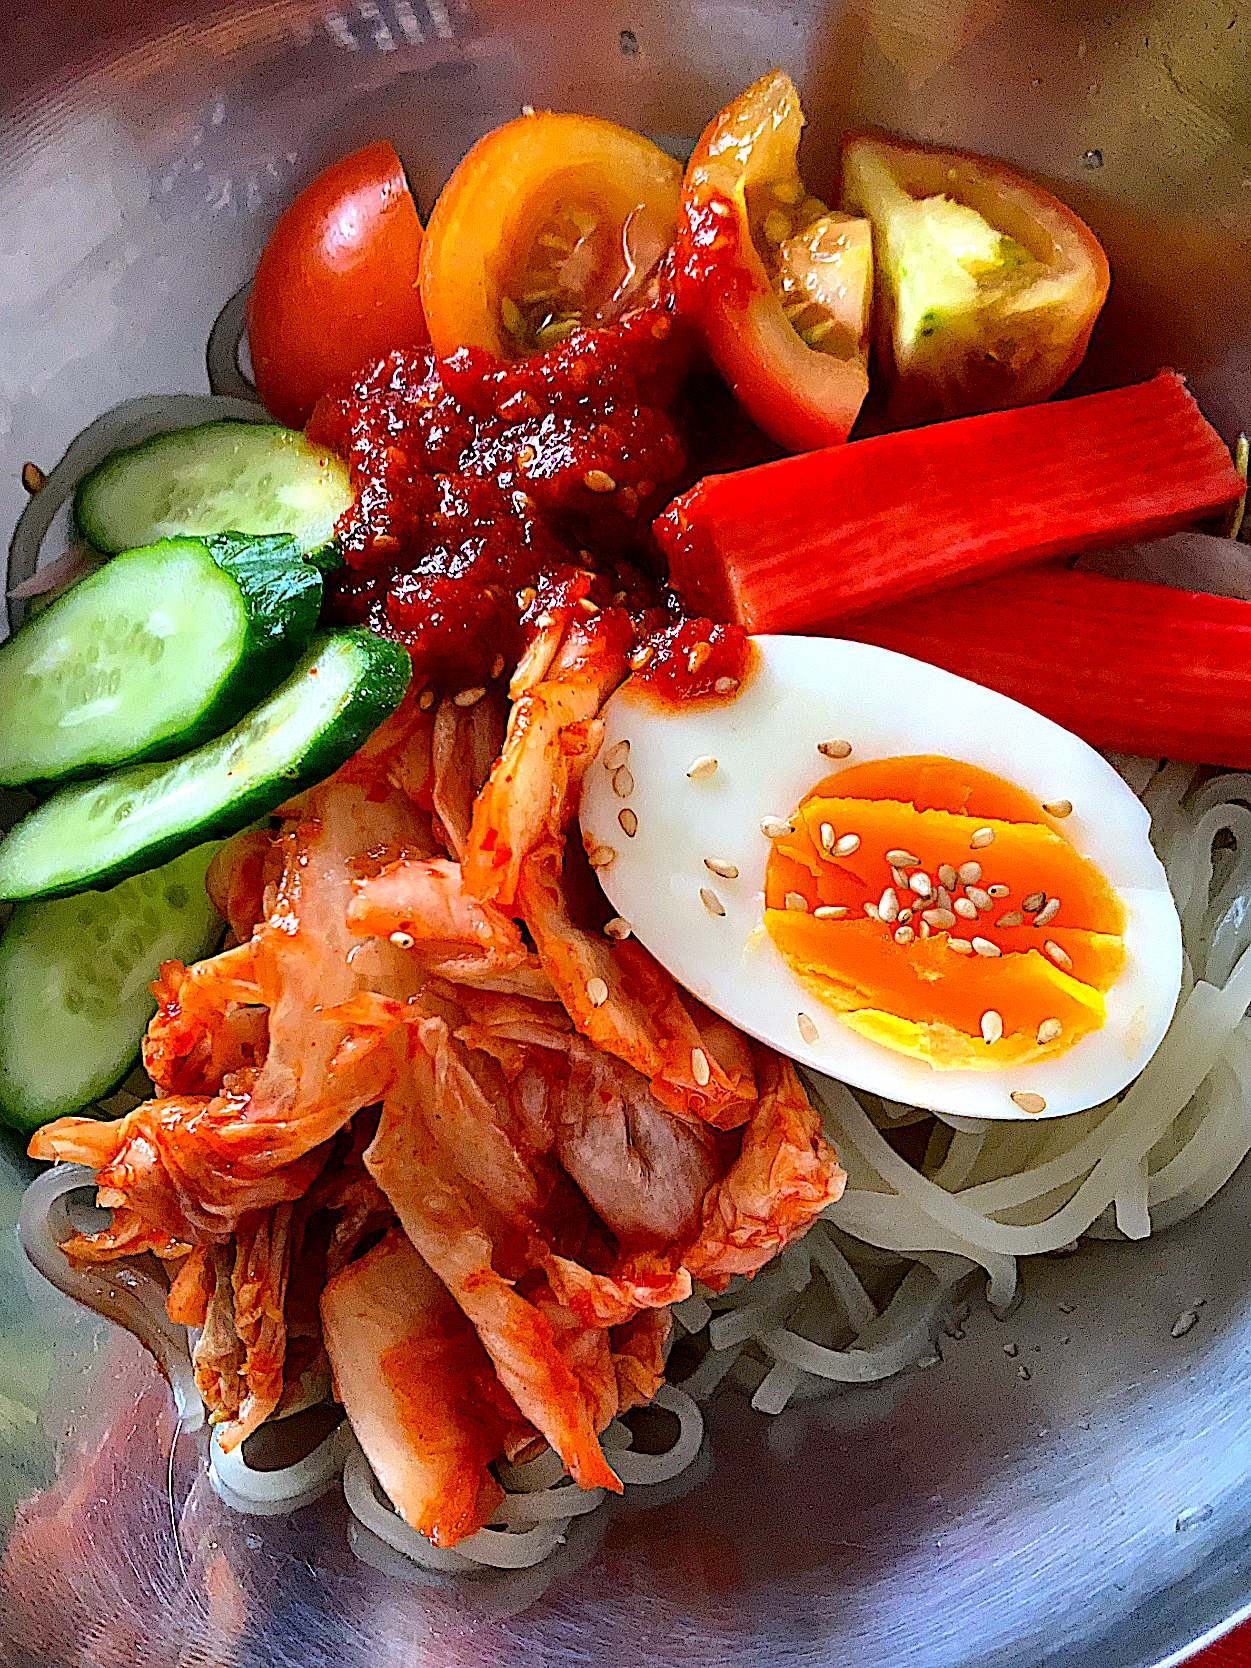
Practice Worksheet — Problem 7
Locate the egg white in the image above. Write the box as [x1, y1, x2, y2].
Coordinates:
[579, 635, 1183, 1121]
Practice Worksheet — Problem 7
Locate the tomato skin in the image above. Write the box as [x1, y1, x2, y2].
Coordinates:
[840, 131, 1110, 426]
[419, 111, 682, 360]
[247, 142, 428, 429]
[673, 71, 871, 453]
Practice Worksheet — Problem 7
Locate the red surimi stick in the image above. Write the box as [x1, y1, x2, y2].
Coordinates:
[657, 371, 1244, 631]
[844, 564, 1251, 767]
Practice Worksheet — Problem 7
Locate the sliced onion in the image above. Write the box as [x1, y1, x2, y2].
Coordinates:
[7, 542, 105, 600]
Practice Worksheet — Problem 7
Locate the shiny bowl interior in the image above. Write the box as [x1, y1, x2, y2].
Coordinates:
[3, 2, 1251, 1663]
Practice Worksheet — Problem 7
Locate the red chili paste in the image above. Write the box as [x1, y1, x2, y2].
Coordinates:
[308, 299, 751, 703]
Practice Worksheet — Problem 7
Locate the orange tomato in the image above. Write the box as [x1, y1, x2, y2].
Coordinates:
[246, 141, 428, 428]
[672, 70, 873, 453]
[840, 131, 1110, 426]
[419, 111, 682, 359]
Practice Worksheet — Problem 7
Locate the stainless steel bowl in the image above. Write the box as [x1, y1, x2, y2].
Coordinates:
[4, 2, 1251, 1663]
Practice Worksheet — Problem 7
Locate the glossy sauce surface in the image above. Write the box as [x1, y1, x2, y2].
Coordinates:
[309, 299, 750, 702]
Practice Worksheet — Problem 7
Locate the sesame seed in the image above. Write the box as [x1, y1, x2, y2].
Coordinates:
[389, 930, 415, 949]
[1045, 940, 1071, 968]
[1043, 799, 1073, 818]
[490, 653, 506, 680]
[886, 849, 920, 867]
[714, 676, 738, 694]
[583, 468, 617, 493]
[603, 739, 631, 771]
[691, 1048, 711, 1086]
[1011, 1091, 1047, 1114]
[894, 924, 914, 945]
[1022, 892, 1046, 914]
[814, 905, 848, 920]
[972, 937, 1001, 957]
[923, 908, 956, 929]
[981, 1010, 1004, 1044]
[947, 937, 974, 954]
[517, 444, 537, 467]
[687, 754, 718, 780]
[1035, 896, 1061, 926]
[587, 977, 609, 1007]
[797, 1011, 820, 1044]
[938, 864, 957, 890]
[996, 911, 1024, 928]
[516, 586, 538, 611]
[1037, 1019, 1063, 1044]
[863, 903, 880, 920]
[817, 738, 853, 759]
[988, 884, 1010, 899]
[418, 688, 436, 711]
[761, 816, 793, 839]
[700, 887, 726, 917]
[618, 808, 638, 837]
[878, 887, 900, 922]
[588, 844, 617, 870]
[971, 827, 995, 849]
[891, 866, 909, 890]
[919, 921, 932, 938]
[936, 886, 952, 910]
[834, 834, 860, 856]
[687, 641, 713, 675]
[958, 861, 982, 886]
[704, 857, 739, 879]
[612, 767, 635, 799]
[629, 644, 655, 671]
[604, 917, 632, 940]
[909, 872, 932, 898]
[454, 685, 486, 708]
[955, 898, 978, 919]
[535, 612, 553, 629]
[20, 461, 45, 494]
[579, 597, 600, 616]
[820, 823, 837, 852]
[785, 891, 809, 912]
[966, 886, 991, 911]
[898, 907, 913, 924]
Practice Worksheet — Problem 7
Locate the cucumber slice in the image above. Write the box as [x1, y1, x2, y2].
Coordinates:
[0, 841, 224, 1132]
[0, 533, 322, 787]
[72, 421, 355, 556]
[0, 630, 410, 902]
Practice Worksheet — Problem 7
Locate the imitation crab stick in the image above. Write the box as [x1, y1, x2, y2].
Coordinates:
[843, 565, 1251, 767]
[656, 371, 1243, 631]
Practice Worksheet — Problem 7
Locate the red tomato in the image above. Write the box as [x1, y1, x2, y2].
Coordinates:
[840, 131, 1110, 426]
[247, 141, 428, 428]
[672, 71, 872, 453]
[419, 112, 682, 359]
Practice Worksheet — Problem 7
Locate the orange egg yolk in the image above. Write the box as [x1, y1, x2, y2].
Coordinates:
[763, 755, 1125, 1070]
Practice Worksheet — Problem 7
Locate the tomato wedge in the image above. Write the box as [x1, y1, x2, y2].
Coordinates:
[671, 70, 872, 453]
[247, 142, 428, 429]
[840, 131, 1110, 426]
[419, 112, 682, 359]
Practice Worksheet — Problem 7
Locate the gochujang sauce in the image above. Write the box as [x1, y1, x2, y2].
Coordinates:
[308, 297, 752, 704]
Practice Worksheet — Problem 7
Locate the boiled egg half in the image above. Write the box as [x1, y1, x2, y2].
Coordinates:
[579, 636, 1182, 1121]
